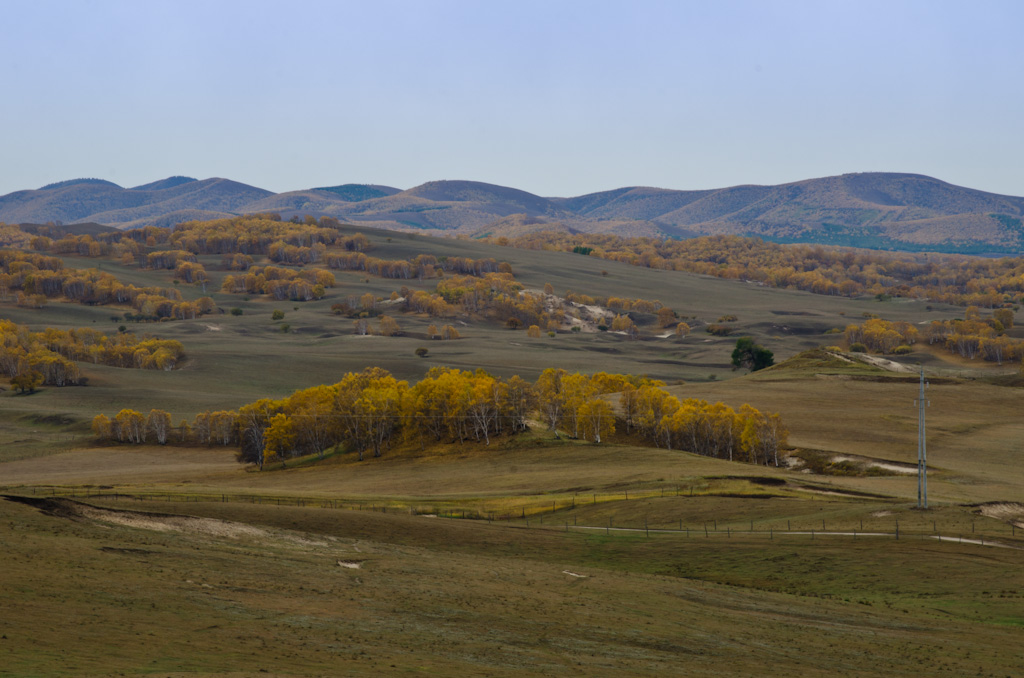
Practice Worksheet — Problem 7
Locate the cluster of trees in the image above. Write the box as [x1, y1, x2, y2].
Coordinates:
[92, 367, 787, 470]
[29, 216, 366, 262]
[924, 308, 1022, 363]
[91, 408, 233, 446]
[325, 252, 509, 281]
[221, 266, 335, 301]
[39, 233, 111, 257]
[143, 250, 196, 270]
[844, 318, 919, 353]
[352, 315, 403, 336]
[0, 223, 37, 249]
[162, 215, 346, 255]
[1, 320, 186, 389]
[617, 380, 786, 465]
[0, 250, 213, 320]
[174, 261, 208, 285]
[845, 309, 1023, 364]
[495, 232, 1024, 308]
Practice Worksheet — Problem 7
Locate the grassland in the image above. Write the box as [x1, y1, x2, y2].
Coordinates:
[1, 226, 1022, 676]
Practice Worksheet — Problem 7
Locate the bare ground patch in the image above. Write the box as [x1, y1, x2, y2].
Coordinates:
[974, 501, 1024, 528]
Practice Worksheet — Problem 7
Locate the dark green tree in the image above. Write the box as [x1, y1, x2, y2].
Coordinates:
[731, 337, 774, 371]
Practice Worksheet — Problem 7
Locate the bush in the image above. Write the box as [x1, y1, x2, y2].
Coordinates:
[892, 345, 913, 355]
[547, 331, 556, 337]
[230, 307, 243, 316]
[415, 347, 429, 358]
[597, 324, 608, 332]
[272, 310, 285, 320]
[280, 323, 290, 333]
[849, 342, 867, 353]
[706, 323, 732, 336]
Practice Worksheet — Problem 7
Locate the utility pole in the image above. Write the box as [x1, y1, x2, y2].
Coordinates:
[915, 367, 929, 509]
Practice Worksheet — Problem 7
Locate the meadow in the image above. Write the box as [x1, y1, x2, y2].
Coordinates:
[1, 224, 1022, 676]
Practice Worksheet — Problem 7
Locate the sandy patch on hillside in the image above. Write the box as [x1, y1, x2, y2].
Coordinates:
[79, 503, 270, 539]
[832, 455, 917, 475]
[8, 496, 333, 547]
[976, 502, 1024, 528]
[854, 354, 913, 373]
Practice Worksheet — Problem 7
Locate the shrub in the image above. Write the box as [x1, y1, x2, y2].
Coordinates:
[849, 342, 867, 353]
[415, 347, 429, 357]
[705, 323, 732, 336]
[230, 307, 243, 316]
[272, 310, 285, 320]
[892, 345, 913, 355]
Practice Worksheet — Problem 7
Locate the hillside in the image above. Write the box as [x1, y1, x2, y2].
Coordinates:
[0, 177, 273, 227]
[3, 173, 1024, 253]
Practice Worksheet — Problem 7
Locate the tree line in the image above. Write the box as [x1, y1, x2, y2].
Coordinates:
[491, 231, 1024, 309]
[2, 320, 186, 391]
[846, 309, 1021, 364]
[0, 250, 215, 321]
[92, 367, 787, 470]
[221, 265, 336, 301]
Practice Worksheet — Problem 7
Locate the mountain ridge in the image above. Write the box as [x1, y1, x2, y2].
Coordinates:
[2, 172, 1022, 254]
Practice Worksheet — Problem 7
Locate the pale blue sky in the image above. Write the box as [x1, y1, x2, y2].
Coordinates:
[2, 0, 1022, 197]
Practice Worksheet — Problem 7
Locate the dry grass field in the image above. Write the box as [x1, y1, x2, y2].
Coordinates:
[2, 227, 1023, 675]
[0, 494, 1021, 677]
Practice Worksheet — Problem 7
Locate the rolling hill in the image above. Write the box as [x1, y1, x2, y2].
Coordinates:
[3, 172, 1024, 253]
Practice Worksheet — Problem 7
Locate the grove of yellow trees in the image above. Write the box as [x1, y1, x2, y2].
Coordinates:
[92, 367, 787, 469]
[1, 320, 186, 388]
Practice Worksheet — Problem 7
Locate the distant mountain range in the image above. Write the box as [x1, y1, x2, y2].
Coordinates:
[3, 173, 1023, 254]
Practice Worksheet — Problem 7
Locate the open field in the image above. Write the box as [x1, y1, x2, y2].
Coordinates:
[2, 226, 1023, 675]
[1, 493, 1022, 677]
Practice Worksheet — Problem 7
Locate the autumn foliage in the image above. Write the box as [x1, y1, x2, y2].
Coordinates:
[1, 320, 186, 389]
[491, 231, 1024, 308]
[92, 367, 787, 469]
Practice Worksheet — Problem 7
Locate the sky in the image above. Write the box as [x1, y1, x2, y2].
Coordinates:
[2, 0, 1023, 197]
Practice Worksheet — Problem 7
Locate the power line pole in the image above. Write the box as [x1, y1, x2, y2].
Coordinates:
[915, 367, 929, 509]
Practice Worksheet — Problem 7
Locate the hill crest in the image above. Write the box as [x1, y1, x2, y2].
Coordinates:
[3, 172, 1023, 253]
